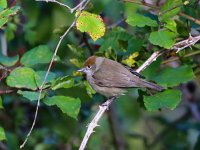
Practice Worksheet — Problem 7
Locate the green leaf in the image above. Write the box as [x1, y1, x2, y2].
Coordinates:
[127, 37, 144, 54]
[0, 18, 8, 28]
[34, 71, 57, 88]
[0, 97, 3, 109]
[69, 58, 83, 68]
[0, 6, 19, 18]
[51, 76, 74, 90]
[0, 54, 19, 67]
[100, 27, 132, 52]
[76, 11, 105, 41]
[0, 6, 19, 28]
[149, 30, 176, 49]
[84, 81, 96, 98]
[0, 0, 7, 9]
[5, 23, 17, 41]
[20, 45, 53, 67]
[6, 67, 37, 90]
[159, 0, 182, 21]
[141, 57, 162, 80]
[153, 65, 195, 87]
[144, 89, 181, 111]
[126, 13, 157, 27]
[43, 96, 81, 119]
[17, 90, 45, 101]
[164, 20, 177, 33]
[0, 126, 6, 141]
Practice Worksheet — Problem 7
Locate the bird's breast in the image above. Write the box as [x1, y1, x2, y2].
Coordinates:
[86, 75, 126, 97]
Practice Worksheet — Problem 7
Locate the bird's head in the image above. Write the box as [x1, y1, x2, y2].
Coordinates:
[77, 56, 97, 75]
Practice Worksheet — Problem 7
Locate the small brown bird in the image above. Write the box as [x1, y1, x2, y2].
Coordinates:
[78, 56, 164, 98]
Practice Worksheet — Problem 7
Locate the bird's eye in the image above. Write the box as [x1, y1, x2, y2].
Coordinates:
[87, 65, 91, 69]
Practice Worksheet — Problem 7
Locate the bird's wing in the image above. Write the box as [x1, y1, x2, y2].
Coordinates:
[93, 58, 137, 87]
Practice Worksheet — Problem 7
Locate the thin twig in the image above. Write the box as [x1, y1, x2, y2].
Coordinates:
[0, 89, 15, 94]
[179, 12, 200, 25]
[136, 51, 163, 73]
[123, 0, 159, 10]
[136, 35, 200, 73]
[107, 18, 126, 29]
[19, 0, 90, 149]
[79, 97, 116, 150]
[36, 0, 71, 10]
[162, 50, 200, 64]
[172, 35, 200, 53]
[158, 4, 184, 16]
[36, 0, 87, 13]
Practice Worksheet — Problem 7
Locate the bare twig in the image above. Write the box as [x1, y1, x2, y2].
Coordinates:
[136, 51, 163, 73]
[162, 50, 200, 64]
[36, 0, 87, 13]
[79, 97, 116, 150]
[179, 12, 200, 26]
[136, 35, 200, 72]
[123, 0, 159, 10]
[19, 0, 90, 149]
[0, 89, 15, 94]
[107, 18, 126, 29]
[173, 35, 200, 52]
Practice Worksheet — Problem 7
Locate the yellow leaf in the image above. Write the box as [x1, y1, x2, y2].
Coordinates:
[122, 52, 139, 67]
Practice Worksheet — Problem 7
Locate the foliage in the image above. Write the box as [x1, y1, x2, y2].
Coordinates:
[0, 0, 200, 149]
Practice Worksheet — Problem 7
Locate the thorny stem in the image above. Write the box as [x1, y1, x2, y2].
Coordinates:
[79, 97, 116, 150]
[19, 0, 90, 148]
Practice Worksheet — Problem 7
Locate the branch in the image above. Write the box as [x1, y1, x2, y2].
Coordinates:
[19, 0, 90, 149]
[179, 12, 200, 26]
[136, 51, 163, 73]
[0, 89, 15, 94]
[172, 35, 200, 53]
[136, 35, 200, 73]
[123, 0, 159, 10]
[162, 50, 200, 64]
[79, 97, 116, 150]
[35, 0, 87, 13]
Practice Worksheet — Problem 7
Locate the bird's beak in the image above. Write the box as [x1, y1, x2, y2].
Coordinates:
[77, 68, 85, 72]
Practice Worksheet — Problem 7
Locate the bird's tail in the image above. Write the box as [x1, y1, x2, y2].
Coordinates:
[141, 80, 164, 91]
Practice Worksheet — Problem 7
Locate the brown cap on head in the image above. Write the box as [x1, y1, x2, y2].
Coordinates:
[83, 56, 97, 67]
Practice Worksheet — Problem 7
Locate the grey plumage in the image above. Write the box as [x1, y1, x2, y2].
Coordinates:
[79, 56, 164, 97]
[93, 57, 164, 90]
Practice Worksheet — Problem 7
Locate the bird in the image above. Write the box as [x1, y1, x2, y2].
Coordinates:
[78, 56, 164, 98]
